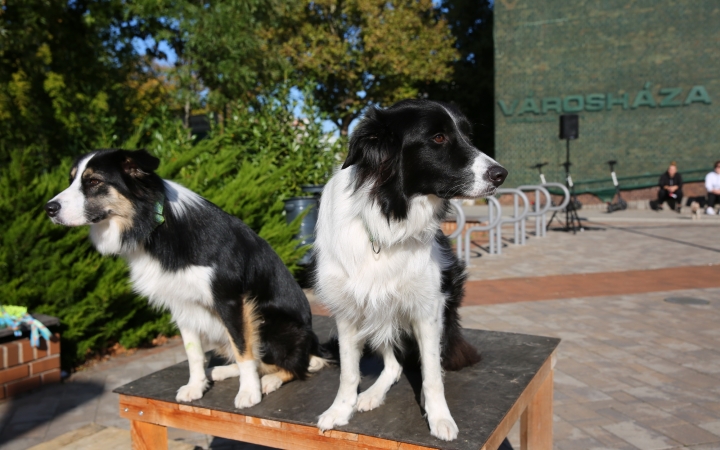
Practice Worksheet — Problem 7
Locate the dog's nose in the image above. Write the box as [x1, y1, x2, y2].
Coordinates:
[45, 201, 61, 217]
[487, 165, 508, 187]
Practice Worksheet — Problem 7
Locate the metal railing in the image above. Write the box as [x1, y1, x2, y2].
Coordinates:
[447, 200, 466, 259]
[518, 185, 552, 240]
[450, 184, 568, 264]
[463, 197, 502, 265]
[493, 188, 530, 255]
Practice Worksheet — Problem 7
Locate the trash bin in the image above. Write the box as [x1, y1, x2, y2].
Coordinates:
[283, 185, 324, 266]
[283, 196, 318, 248]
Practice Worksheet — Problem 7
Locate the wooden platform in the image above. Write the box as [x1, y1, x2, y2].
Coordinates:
[115, 316, 559, 450]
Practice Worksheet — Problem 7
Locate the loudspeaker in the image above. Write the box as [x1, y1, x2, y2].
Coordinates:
[559, 114, 579, 140]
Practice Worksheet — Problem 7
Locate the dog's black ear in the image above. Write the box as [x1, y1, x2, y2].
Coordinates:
[121, 150, 160, 177]
[342, 108, 394, 170]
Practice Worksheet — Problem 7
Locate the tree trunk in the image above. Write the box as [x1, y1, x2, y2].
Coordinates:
[340, 114, 354, 137]
[184, 99, 191, 140]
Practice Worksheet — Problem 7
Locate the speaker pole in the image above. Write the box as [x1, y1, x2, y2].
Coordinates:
[563, 138, 582, 233]
[552, 114, 584, 233]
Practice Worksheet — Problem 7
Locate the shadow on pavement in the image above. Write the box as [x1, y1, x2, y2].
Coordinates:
[602, 222, 720, 253]
[0, 380, 104, 446]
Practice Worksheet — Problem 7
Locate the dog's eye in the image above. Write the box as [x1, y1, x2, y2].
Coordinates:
[87, 179, 102, 187]
[432, 134, 446, 144]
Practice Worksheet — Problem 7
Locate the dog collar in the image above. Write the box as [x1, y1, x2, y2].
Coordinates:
[363, 220, 381, 254]
[153, 194, 165, 229]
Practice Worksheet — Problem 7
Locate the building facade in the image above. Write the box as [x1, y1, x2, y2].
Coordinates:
[494, 0, 719, 188]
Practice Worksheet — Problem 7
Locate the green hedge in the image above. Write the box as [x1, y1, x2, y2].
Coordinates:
[0, 99, 342, 370]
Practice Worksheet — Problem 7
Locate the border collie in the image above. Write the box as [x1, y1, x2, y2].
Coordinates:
[314, 99, 507, 441]
[45, 149, 327, 408]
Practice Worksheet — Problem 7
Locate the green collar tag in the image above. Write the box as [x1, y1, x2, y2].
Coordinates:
[153, 194, 165, 229]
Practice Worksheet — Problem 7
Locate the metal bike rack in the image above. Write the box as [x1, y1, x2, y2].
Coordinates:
[494, 188, 529, 255]
[518, 184, 552, 240]
[542, 182, 571, 231]
[463, 197, 502, 265]
[447, 199, 466, 259]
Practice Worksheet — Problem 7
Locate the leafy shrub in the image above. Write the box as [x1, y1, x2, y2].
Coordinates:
[0, 97, 342, 369]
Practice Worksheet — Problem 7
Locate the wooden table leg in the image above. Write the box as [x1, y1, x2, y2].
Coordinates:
[520, 369, 553, 450]
[131, 420, 168, 450]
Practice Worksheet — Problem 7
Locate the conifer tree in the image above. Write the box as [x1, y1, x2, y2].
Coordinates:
[0, 96, 341, 369]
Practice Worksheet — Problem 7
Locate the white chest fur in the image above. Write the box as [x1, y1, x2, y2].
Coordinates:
[124, 249, 227, 344]
[315, 169, 450, 348]
[90, 219, 125, 255]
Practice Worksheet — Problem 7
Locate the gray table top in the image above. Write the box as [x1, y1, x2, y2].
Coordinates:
[115, 315, 559, 450]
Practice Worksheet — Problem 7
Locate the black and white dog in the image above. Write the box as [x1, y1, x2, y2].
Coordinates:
[45, 149, 327, 408]
[314, 100, 507, 440]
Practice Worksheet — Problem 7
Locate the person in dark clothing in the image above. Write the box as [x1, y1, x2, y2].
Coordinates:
[655, 162, 683, 212]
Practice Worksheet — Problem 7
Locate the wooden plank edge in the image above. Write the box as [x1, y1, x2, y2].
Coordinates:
[480, 348, 556, 450]
[520, 370, 554, 450]
[119, 395, 438, 450]
[131, 420, 168, 450]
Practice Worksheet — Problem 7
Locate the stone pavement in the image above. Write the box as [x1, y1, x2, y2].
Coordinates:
[465, 288, 720, 450]
[0, 339, 222, 450]
[1, 211, 719, 449]
[465, 210, 720, 281]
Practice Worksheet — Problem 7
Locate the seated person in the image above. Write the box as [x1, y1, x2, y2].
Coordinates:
[656, 162, 683, 212]
[706, 160, 720, 215]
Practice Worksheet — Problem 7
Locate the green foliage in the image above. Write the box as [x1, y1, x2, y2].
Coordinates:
[0, 96, 341, 370]
[132, 0, 291, 115]
[269, 0, 459, 134]
[0, 0, 166, 165]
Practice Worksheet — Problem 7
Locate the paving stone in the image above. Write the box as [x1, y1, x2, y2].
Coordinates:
[169, 427, 210, 448]
[582, 425, 642, 450]
[663, 404, 720, 425]
[555, 403, 606, 423]
[602, 421, 681, 449]
[554, 424, 605, 450]
[555, 373, 590, 390]
[665, 444, 720, 450]
[667, 368, 720, 389]
[654, 421, 720, 446]
[1, 437, 42, 450]
[698, 421, 720, 438]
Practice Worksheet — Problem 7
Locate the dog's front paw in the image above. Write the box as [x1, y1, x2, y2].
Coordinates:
[356, 388, 385, 412]
[209, 365, 239, 381]
[261, 374, 283, 395]
[234, 388, 262, 409]
[428, 416, 459, 441]
[176, 379, 209, 402]
[317, 405, 354, 431]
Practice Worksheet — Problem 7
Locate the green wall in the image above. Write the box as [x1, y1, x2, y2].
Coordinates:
[494, 0, 720, 188]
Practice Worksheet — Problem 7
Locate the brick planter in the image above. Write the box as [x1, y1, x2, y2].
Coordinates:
[0, 314, 61, 400]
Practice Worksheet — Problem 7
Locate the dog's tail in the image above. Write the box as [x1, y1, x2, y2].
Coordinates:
[308, 355, 331, 373]
[307, 336, 338, 373]
[441, 329, 481, 371]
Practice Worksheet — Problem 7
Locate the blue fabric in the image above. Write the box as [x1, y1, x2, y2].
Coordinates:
[0, 305, 52, 347]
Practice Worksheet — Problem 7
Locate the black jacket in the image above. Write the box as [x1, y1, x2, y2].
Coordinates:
[658, 171, 683, 189]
